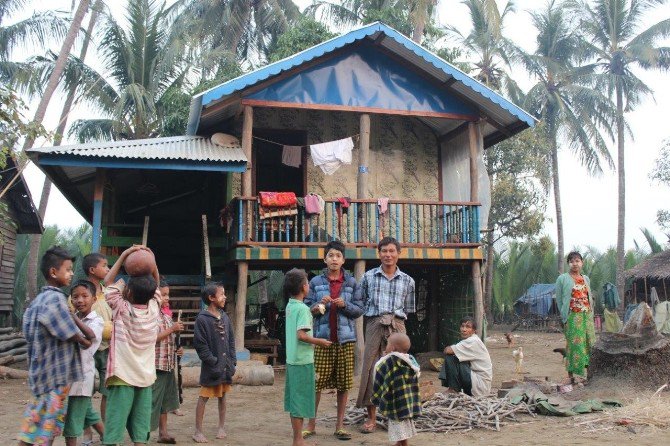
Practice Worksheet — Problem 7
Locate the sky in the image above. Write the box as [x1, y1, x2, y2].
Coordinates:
[16, 0, 670, 253]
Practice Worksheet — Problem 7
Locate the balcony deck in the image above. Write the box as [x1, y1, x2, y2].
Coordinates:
[221, 197, 483, 266]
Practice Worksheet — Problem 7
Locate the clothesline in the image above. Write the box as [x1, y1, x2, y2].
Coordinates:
[252, 134, 360, 148]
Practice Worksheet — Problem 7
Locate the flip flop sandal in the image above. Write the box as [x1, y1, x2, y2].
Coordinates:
[359, 423, 376, 434]
[334, 429, 352, 440]
[301, 430, 316, 439]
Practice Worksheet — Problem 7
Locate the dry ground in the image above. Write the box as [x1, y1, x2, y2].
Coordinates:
[1, 329, 669, 445]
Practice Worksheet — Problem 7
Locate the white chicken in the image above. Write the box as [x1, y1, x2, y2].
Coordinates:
[512, 347, 524, 374]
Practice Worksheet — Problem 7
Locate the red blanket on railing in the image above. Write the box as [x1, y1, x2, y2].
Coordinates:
[258, 191, 297, 207]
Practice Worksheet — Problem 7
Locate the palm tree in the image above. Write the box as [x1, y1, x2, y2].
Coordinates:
[169, 0, 300, 77]
[571, 0, 670, 302]
[520, 0, 615, 275]
[0, 0, 69, 81]
[66, 0, 193, 141]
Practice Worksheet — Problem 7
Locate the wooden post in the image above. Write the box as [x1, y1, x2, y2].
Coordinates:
[141, 216, 150, 246]
[428, 267, 439, 351]
[468, 121, 485, 336]
[357, 114, 370, 241]
[202, 214, 211, 279]
[92, 169, 105, 252]
[354, 259, 366, 376]
[663, 279, 668, 302]
[234, 261, 249, 352]
[241, 105, 253, 196]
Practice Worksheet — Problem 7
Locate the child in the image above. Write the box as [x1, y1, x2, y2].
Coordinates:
[18, 246, 96, 446]
[372, 333, 421, 446]
[81, 253, 112, 446]
[283, 268, 332, 446]
[151, 279, 184, 443]
[304, 240, 364, 440]
[103, 246, 161, 446]
[64, 280, 105, 446]
[192, 282, 236, 443]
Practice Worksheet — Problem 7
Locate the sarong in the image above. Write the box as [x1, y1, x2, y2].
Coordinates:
[565, 310, 596, 376]
[355, 315, 405, 408]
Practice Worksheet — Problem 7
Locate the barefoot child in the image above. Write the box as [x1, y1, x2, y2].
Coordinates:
[64, 280, 105, 446]
[103, 246, 161, 446]
[151, 279, 184, 443]
[283, 268, 332, 446]
[192, 282, 236, 443]
[81, 253, 112, 446]
[372, 333, 421, 446]
[18, 246, 96, 446]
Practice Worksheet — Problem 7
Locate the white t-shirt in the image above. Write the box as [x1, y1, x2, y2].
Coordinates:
[69, 311, 104, 397]
[451, 334, 492, 397]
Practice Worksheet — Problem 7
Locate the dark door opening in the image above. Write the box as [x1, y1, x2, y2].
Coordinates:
[253, 129, 306, 196]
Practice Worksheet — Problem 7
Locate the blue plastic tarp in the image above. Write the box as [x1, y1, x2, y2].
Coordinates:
[514, 284, 557, 317]
[247, 45, 477, 117]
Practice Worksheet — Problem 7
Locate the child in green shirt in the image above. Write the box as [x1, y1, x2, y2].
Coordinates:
[283, 268, 331, 446]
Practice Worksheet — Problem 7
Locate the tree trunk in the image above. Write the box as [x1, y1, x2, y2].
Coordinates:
[412, 19, 425, 44]
[550, 135, 564, 274]
[24, 0, 94, 304]
[615, 85, 626, 305]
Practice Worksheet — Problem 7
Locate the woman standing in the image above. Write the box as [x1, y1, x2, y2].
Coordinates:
[555, 251, 596, 383]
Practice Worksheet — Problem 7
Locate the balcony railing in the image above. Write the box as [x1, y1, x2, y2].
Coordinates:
[223, 197, 481, 248]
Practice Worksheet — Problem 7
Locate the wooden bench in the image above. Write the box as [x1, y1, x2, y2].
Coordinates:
[244, 338, 281, 366]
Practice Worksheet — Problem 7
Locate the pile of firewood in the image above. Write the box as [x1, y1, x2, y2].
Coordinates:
[323, 392, 535, 433]
[0, 328, 28, 378]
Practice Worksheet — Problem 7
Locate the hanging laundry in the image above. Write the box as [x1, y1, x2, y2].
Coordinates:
[310, 137, 354, 175]
[335, 197, 351, 238]
[259, 191, 297, 207]
[304, 193, 325, 215]
[281, 145, 302, 168]
[377, 197, 390, 236]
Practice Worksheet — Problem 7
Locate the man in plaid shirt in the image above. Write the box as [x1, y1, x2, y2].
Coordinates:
[356, 237, 415, 434]
[19, 246, 96, 446]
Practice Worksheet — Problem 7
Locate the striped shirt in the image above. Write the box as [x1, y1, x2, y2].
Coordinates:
[362, 266, 415, 319]
[23, 286, 83, 396]
[106, 279, 160, 388]
[155, 312, 175, 372]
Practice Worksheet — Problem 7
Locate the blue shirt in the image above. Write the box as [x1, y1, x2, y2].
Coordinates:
[23, 286, 83, 396]
[362, 266, 416, 319]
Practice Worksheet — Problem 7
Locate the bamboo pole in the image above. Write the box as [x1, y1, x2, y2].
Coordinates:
[241, 106, 253, 196]
[468, 121, 484, 335]
[141, 216, 150, 246]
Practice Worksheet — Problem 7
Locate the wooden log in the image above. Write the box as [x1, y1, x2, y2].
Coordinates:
[180, 363, 274, 387]
[0, 366, 29, 379]
[12, 353, 27, 363]
[0, 346, 27, 357]
[0, 332, 22, 341]
[0, 355, 15, 366]
[0, 338, 26, 353]
[0, 327, 14, 334]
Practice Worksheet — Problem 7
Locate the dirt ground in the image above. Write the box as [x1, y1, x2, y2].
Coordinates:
[2, 329, 670, 445]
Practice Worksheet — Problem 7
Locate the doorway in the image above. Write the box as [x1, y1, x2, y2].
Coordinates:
[252, 129, 306, 196]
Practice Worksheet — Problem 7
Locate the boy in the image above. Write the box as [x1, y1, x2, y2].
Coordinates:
[151, 279, 184, 443]
[304, 240, 364, 440]
[103, 246, 161, 446]
[372, 333, 421, 446]
[64, 280, 105, 446]
[81, 253, 112, 446]
[283, 268, 332, 446]
[192, 282, 236, 443]
[18, 246, 96, 446]
[439, 316, 492, 397]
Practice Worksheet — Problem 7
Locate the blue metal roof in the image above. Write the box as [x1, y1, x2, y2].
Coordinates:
[188, 22, 535, 143]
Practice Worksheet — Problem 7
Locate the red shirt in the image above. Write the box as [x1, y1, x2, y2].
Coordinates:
[328, 271, 345, 343]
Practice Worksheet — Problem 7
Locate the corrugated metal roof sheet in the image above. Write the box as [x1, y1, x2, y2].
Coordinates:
[28, 135, 247, 163]
[188, 22, 536, 144]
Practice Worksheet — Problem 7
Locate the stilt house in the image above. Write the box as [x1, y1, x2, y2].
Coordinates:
[27, 23, 535, 355]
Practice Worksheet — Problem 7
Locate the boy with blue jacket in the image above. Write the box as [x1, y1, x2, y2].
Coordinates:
[304, 240, 364, 440]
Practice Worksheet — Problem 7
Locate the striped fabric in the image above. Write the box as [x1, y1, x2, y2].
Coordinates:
[155, 312, 175, 372]
[361, 266, 416, 319]
[105, 280, 160, 387]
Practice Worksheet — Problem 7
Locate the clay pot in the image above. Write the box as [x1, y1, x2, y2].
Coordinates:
[124, 249, 156, 277]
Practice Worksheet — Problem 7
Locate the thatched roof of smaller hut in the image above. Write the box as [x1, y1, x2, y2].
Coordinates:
[626, 250, 670, 280]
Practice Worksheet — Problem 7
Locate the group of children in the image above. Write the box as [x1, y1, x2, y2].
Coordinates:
[282, 244, 421, 446]
[18, 245, 235, 446]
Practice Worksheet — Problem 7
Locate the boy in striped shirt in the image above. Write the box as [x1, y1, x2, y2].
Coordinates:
[103, 246, 161, 446]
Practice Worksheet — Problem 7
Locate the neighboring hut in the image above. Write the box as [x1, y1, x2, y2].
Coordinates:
[513, 284, 559, 329]
[626, 250, 670, 305]
[26, 22, 535, 355]
[0, 156, 43, 326]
